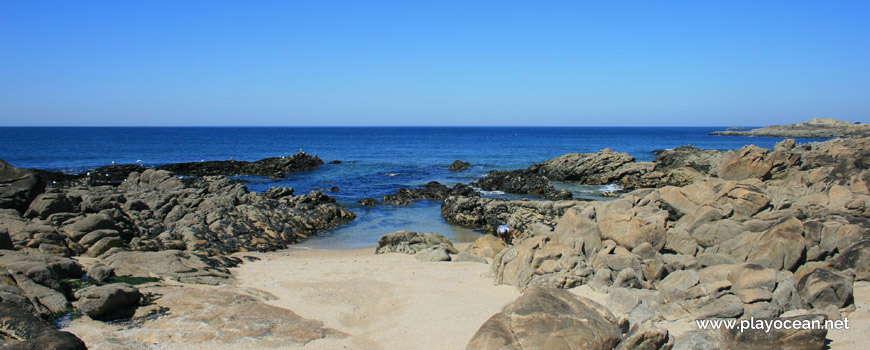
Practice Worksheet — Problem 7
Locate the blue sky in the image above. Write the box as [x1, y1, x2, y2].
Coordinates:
[1, 1, 867, 126]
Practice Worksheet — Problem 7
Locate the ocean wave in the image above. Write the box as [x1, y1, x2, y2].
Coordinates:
[480, 190, 505, 195]
[385, 173, 399, 177]
[600, 184, 623, 193]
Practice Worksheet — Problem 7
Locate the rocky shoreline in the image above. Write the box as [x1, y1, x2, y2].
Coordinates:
[2, 134, 870, 349]
[711, 117, 870, 138]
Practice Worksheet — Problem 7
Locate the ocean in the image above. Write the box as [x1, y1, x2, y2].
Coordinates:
[0, 127, 827, 248]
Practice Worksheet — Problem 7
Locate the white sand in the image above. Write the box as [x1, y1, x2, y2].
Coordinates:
[231, 244, 520, 350]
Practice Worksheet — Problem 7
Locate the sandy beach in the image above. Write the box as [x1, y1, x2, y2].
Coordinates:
[231, 243, 520, 350]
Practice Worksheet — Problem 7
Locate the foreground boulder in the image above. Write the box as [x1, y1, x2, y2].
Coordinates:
[466, 288, 622, 350]
[74, 283, 143, 321]
[0, 160, 44, 214]
[375, 230, 458, 255]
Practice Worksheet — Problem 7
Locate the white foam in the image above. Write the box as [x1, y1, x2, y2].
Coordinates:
[480, 190, 505, 195]
[386, 173, 399, 177]
[600, 184, 623, 193]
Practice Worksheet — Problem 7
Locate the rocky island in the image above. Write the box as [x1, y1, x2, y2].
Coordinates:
[712, 117, 870, 138]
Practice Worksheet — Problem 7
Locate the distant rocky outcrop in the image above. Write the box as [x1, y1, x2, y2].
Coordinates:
[156, 152, 323, 178]
[448, 160, 471, 172]
[712, 117, 870, 138]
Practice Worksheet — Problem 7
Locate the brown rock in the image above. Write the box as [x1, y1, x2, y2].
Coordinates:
[466, 288, 622, 350]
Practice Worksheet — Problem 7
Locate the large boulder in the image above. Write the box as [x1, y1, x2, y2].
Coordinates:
[0, 160, 44, 214]
[466, 288, 622, 350]
[531, 149, 640, 184]
[24, 192, 75, 219]
[466, 234, 507, 258]
[718, 314, 827, 350]
[596, 199, 668, 251]
[797, 269, 853, 309]
[717, 146, 772, 181]
[375, 230, 458, 255]
[473, 169, 571, 200]
[74, 283, 143, 320]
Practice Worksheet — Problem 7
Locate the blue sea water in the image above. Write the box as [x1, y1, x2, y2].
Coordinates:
[0, 127, 828, 248]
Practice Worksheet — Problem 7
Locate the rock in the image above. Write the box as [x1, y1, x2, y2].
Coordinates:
[262, 186, 294, 199]
[659, 270, 700, 301]
[0, 228, 13, 250]
[711, 117, 870, 138]
[466, 235, 507, 258]
[729, 264, 778, 292]
[606, 287, 642, 317]
[441, 196, 587, 238]
[597, 198, 668, 251]
[67, 284, 345, 348]
[615, 321, 673, 350]
[415, 247, 452, 262]
[87, 264, 115, 284]
[156, 152, 323, 177]
[719, 314, 827, 350]
[797, 269, 853, 309]
[375, 230, 458, 255]
[653, 146, 726, 175]
[6, 330, 87, 350]
[673, 330, 720, 350]
[466, 288, 622, 350]
[734, 289, 773, 304]
[24, 192, 74, 219]
[746, 217, 805, 271]
[718, 145, 772, 181]
[0, 160, 44, 214]
[531, 148, 642, 184]
[448, 160, 471, 171]
[357, 197, 378, 207]
[74, 283, 143, 320]
[384, 182, 478, 205]
[828, 240, 870, 281]
[473, 169, 571, 200]
[103, 250, 238, 285]
[85, 236, 125, 257]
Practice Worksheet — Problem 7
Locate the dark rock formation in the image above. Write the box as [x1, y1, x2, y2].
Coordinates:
[156, 152, 323, 178]
[357, 197, 378, 207]
[712, 117, 870, 138]
[448, 160, 471, 172]
[0, 160, 44, 213]
[382, 181, 478, 206]
[472, 169, 571, 200]
[441, 196, 588, 238]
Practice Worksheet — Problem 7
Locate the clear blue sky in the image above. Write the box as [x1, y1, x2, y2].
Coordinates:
[1, 1, 867, 126]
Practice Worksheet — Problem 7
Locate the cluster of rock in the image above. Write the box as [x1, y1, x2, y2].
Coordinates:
[711, 117, 870, 138]
[382, 181, 479, 206]
[1, 155, 356, 347]
[156, 152, 324, 178]
[3, 167, 355, 257]
[441, 196, 588, 238]
[472, 169, 573, 199]
[460, 136, 870, 349]
[0, 249, 142, 349]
